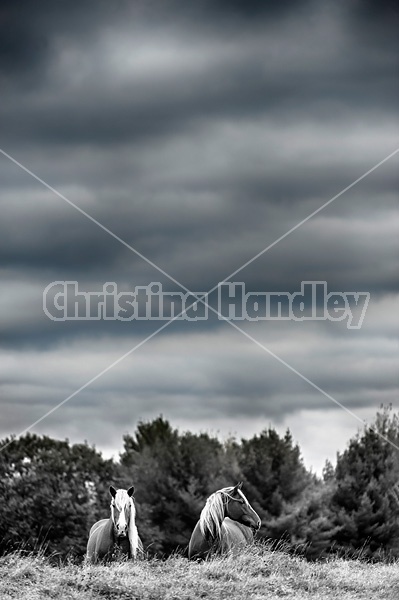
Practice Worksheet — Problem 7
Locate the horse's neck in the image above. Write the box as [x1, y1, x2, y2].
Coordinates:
[201, 494, 227, 541]
[204, 515, 224, 542]
[106, 517, 116, 540]
[223, 519, 253, 544]
[108, 510, 139, 558]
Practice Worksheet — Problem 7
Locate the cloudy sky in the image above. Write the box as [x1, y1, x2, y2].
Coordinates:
[0, 1, 398, 473]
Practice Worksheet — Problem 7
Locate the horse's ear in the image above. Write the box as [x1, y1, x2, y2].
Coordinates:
[233, 481, 243, 493]
[109, 485, 117, 498]
[127, 486, 135, 497]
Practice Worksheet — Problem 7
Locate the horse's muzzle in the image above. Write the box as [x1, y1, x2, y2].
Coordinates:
[242, 516, 261, 532]
[251, 519, 261, 533]
[114, 526, 128, 539]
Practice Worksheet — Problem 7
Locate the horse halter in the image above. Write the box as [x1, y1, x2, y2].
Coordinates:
[221, 490, 247, 505]
[222, 489, 261, 531]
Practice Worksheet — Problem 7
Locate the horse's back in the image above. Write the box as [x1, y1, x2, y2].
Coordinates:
[188, 521, 212, 560]
[89, 518, 108, 537]
[188, 518, 253, 560]
[87, 518, 113, 563]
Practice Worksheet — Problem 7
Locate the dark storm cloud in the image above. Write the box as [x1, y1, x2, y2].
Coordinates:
[1, 0, 396, 95]
[1, 33, 397, 149]
[0, 0, 118, 78]
[0, 191, 397, 297]
[0, 0, 310, 76]
[0, 197, 133, 277]
[1, 0, 397, 149]
[2, 72, 396, 148]
[349, 0, 399, 25]
[0, 325, 397, 440]
[0, 0, 397, 469]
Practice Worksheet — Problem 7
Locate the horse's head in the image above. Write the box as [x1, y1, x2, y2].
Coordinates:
[223, 482, 261, 532]
[109, 485, 136, 539]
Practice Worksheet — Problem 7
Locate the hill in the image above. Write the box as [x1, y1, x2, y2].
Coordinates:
[0, 544, 398, 600]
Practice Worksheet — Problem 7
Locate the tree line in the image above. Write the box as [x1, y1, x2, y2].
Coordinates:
[0, 407, 398, 561]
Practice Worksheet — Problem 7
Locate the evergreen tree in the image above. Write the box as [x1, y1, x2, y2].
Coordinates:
[266, 476, 339, 560]
[120, 416, 241, 554]
[121, 417, 192, 553]
[330, 407, 399, 559]
[238, 427, 310, 518]
[0, 433, 117, 557]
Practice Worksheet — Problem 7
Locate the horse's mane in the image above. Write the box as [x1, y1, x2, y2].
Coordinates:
[113, 489, 139, 558]
[199, 486, 236, 539]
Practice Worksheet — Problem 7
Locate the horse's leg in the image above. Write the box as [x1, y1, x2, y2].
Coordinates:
[86, 535, 95, 563]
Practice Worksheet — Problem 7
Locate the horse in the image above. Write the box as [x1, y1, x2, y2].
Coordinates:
[86, 485, 144, 563]
[188, 482, 261, 560]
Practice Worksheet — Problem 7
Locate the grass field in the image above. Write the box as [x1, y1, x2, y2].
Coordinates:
[0, 544, 398, 600]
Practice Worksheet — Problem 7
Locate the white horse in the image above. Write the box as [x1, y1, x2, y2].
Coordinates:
[86, 485, 143, 563]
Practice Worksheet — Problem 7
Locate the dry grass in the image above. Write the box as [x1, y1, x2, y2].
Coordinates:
[0, 544, 398, 600]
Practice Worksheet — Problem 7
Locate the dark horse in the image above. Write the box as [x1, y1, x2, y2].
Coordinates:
[188, 482, 261, 559]
[86, 485, 143, 563]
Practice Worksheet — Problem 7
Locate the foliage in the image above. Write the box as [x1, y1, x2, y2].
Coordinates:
[265, 478, 340, 560]
[237, 427, 311, 518]
[0, 407, 398, 561]
[0, 433, 117, 557]
[329, 406, 399, 559]
[120, 416, 237, 554]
